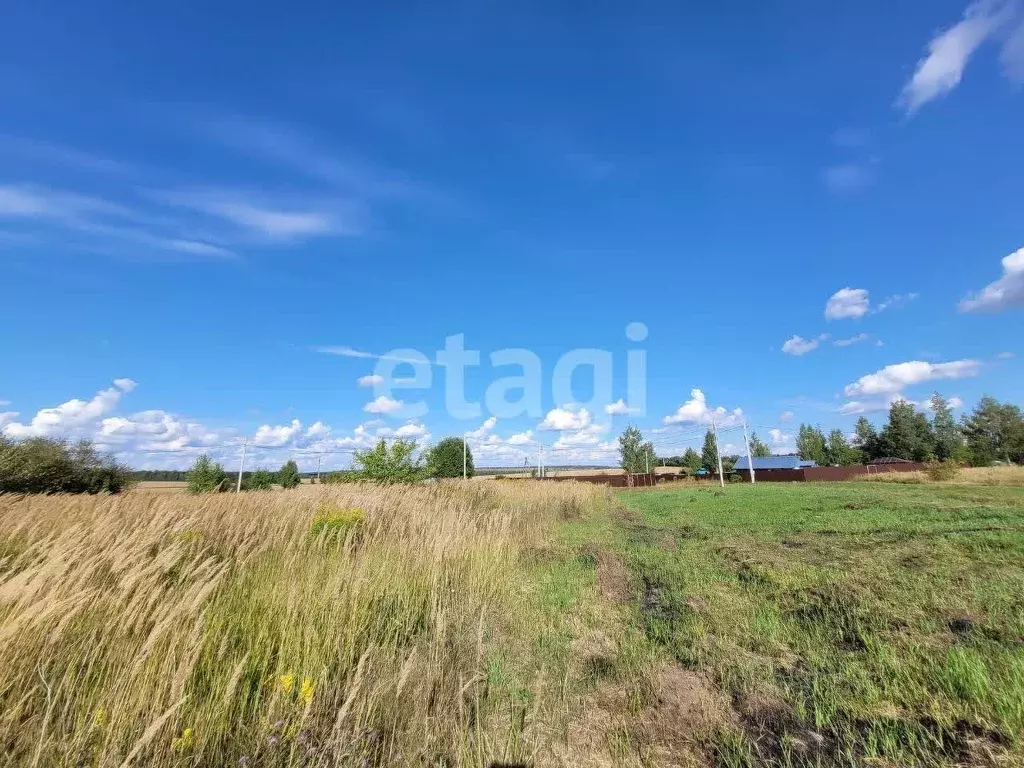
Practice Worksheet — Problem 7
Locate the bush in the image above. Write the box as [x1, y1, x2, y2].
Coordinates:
[351, 439, 424, 484]
[246, 469, 276, 491]
[0, 437, 134, 494]
[186, 454, 228, 494]
[310, 504, 366, 540]
[426, 437, 473, 479]
[925, 459, 960, 482]
[278, 460, 302, 489]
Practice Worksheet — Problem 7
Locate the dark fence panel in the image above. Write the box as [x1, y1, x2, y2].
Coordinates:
[735, 469, 805, 482]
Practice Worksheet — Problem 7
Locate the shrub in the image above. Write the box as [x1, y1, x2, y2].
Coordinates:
[310, 504, 366, 540]
[278, 460, 302, 489]
[186, 454, 228, 494]
[246, 469, 276, 491]
[0, 437, 134, 494]
[925, 459, 960, 482]
[351, 439, 424, 484]
[426, 437, 473, 479]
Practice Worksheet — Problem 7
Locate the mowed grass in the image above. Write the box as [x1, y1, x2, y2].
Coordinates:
[597, 481, 1024, 767]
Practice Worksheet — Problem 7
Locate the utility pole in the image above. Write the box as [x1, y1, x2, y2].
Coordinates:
[316, 454, 322, 484]
[540, 445, 545, 479]
[712, 419, 725, 488]
[742, 422, 756, 484]
[236, 440, 247, 493]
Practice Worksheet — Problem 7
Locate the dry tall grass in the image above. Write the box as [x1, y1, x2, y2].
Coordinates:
[855, 464, 1024, 486]
[0, 481, 600, 767]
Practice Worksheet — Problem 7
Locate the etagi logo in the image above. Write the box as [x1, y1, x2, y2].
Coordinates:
[362, 322, 649, 420]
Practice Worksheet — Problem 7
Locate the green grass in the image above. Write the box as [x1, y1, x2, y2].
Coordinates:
[558, 481, 1024, 767]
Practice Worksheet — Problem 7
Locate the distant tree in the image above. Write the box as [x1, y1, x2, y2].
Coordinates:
[351, 439, 424, 484]
[619, 426, 656, 475]
[796, 424, 828, 465]
[247, 469, 276, 491]
[962, 396, 1024, 466]
[825, 429, 860, 466]
[186, 454, 228, 493]
[930, 393, 966, 462]
[722, 455, 738, 473]
[878, 400, 934, 461]
[748, 432, 772, 458]
[701, 430, 719, 472]
[426, 437, 473, 478]
[278, 460, 302, 489]
[683, 447, 702, 473]
[0, 437, 134, 494]
[852, 417, 881, 461]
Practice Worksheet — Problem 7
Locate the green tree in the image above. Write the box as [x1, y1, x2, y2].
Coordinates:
[0, 437, 134, 494]
[701, 429, 719, 472]
[186, 454, 227, 493]
[426, 437, 474, 478]
[878, 400, 934, 461]
[825, 429, 860, 466]
[247, 469, 276, 490]
[351, 439, 424, 484]
[796, 424, 828, 465]
[748, 432, 771, 458]
[962, 396, 1024, 465]
[682, 447, 702, 472]
[618, 426, 656, 474]
[278, 459, 302, 489]
[852, 416, 880, 461]
[930, 392, 965, 462]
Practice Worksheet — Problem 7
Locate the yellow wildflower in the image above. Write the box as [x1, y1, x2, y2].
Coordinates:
[299, 677, 315, 705]
[279, 673, 295, 695]
[171, 727, 193, 751]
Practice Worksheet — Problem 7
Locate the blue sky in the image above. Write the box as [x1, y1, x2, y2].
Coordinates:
[1, 0, 1022, 470]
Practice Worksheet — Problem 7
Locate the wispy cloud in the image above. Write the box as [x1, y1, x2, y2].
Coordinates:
[833, 333, 871, 347]
[822, 164, 873, 193]
[898, 0, 1023, 115]
[782, 334, 828, 356]
[0, 134, 137, 176]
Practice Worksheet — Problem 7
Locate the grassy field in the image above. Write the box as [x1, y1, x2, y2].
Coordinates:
[0, 475, 1021, 766]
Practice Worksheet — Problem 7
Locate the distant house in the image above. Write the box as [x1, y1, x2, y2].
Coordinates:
[733, 456, 817, 472]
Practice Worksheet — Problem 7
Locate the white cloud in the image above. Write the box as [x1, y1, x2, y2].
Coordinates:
[363, 395, 403, 414]
[875, 293, 918, 313]
[357, 374, 384, 387]
[898, 0, 1016, 115]
[552, 423, 611, 449]
[252, 419, 303, 447]
[538, 405, 592, 431]
[0, 411, 18, 429]
[958, 247, 1024, 312]
[97, 409, 226, 452]
[604, 398, 639, 415]
[997, 351, 1015, 359]
[843, 360, 981, 397]
[305, 421, 331, 439]
[768, 429, 795, 452]
[833, 333, 871, 347]
[663, 388, 743, 427]
[466, 416, 498, 439]
[782, 334, 827, 356]
[2, 379, 136, 438]
[779, 411, 795, 423]
[376, 420, 429, 440]
[825, 288, 870, 320]
[508, 430, 534, 445]
[837, 399, 893, 416]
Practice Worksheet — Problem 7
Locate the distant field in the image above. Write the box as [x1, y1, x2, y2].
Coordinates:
[1, 477, 1021, 766]
[136, 480, 189, 492]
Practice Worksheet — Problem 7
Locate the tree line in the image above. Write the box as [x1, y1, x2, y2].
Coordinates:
[796, 394, 1024, 466]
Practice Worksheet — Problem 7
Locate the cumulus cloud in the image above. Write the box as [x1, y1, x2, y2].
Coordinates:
[538, 405, 592, 431]
[466, 416, 498, 439]
[363, 395, 403, 414]
[357, 374, 384, 387]
[663, 389, 743, 427]
[305, 421, 331, 439]
[768, 429, 795, 452]
[843, 360, 981, 397]
[97, 410, 226, 452]
[508, 430, 534, 445]
[252, 419, 303, 447]
[552, 423, 611, 449]
[0, 411, 18, 429]
[604, 398, 639, 415]
[958, 247, 1024, 312]
[782, 334, 827, 356]
[2, 379, 136, 438]
[825, 288, 870, 320]
[898, 0, 1018, 115]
